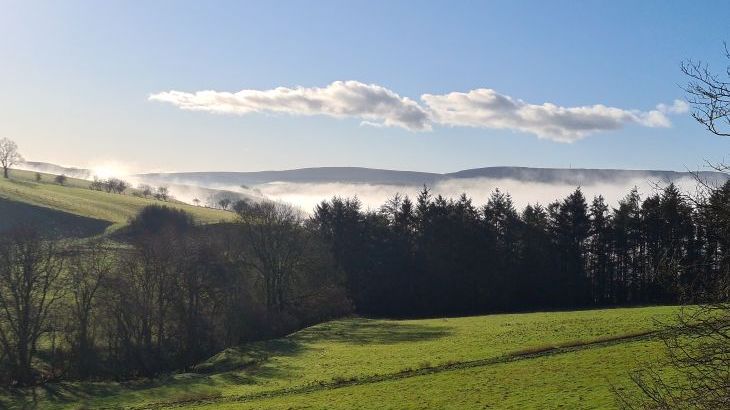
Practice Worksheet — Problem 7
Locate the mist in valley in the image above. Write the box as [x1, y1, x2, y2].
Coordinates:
[16, 160, 720, 214]
[251, 176, 704, 213]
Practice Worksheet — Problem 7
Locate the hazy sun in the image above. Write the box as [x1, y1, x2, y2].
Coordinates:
[91, 162, 130, 179]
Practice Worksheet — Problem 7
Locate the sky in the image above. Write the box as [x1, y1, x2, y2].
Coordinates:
[1, 0, 730, 174]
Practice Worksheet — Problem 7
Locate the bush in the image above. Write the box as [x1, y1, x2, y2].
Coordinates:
[127, 205, 194, 236]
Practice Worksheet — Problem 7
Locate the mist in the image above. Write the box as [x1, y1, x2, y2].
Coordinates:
[15, 160, 712, 214]
[250, 176, 703, 213]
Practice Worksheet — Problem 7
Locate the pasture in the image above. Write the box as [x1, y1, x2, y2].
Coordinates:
[0, 169, 234, 233]
[2, 305, 678, 409]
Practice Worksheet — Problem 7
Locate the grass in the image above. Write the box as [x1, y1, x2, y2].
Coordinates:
[0, 305, 679, 409]
[0, 198, 113, 238]
[195, 338, 665, 410]
[0, 169, 234, 232]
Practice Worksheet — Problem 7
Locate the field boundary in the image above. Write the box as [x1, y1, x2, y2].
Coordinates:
[125, 329, 659, 410]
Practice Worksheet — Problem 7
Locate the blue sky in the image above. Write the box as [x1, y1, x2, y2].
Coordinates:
[1, 0, 729, 173]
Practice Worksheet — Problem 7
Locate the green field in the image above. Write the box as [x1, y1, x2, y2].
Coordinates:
[0, 169, 234, 233]
[1, 305, 678, 409]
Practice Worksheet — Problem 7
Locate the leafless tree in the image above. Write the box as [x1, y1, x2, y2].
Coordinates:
[107, 178, 128, 194]
[218, 198, 232, 210]
[104, 232, 177, 376]
[65, 240, 114, 378]
[618, 303, 730, 409]
[154, 186, 170, 201]
[138, 184, 153, 197]
[0, 228, 64, 385]
[54, 174, 67, 186]
[619, 44, 730, 410]
[0, 138, 23, 179]
[236, 201, 306, 312]
[682, 43, 730, 137]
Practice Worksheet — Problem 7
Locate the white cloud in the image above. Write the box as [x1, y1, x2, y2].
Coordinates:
[656, 99, 690, 114]
[150, 81, 686, 142]
[422, 89, 677, 142]
[149, 80, 431, 131]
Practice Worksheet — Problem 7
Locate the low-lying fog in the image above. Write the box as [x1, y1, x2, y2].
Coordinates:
[17, 162, 711, 213]
[249, 177, 703, 212]
[138, 175, 707, 213]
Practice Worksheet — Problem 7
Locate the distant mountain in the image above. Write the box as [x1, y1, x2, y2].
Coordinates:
[140, 166, 729, 188]
[140, 167, 442, 187]
[443, 167, 728, 186]
[17, 161, 730, 199]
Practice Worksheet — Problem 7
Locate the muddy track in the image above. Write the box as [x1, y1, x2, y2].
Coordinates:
[123, 329, 658, 409]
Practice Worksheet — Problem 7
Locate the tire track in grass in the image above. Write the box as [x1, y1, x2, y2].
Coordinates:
[125, 329, 659, 410]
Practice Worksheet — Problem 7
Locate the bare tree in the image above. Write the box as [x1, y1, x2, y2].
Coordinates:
[138, 184, 153, 197]
[108, 178, 128, 194]
[236, 201, 306, 312]
[54, 174, 67, 186]
[0, 138, 23, 179]
[154, 186, 170, 201]
[65, 240, 114, 378]
[618, 304, 730, 409]
[682, 44, 730, 137]
[619, 44, 730, 410]
[0, 228, 64, 385]
[218, 198, 232, 210]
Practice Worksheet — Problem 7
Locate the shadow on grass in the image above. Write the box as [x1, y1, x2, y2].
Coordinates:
[0, 319, 452, 408]
[293, 318, 453, 345]
[194, 338, 304, 374]
[0, 198, 112, 239]
[0, 339, 306, 408]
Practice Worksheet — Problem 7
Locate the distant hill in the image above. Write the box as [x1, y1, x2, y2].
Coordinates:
[443, 167, 728, 186]
[140, 167, 442, 187]
[140, 166, 729, 188]
[21, 161, 728, 188]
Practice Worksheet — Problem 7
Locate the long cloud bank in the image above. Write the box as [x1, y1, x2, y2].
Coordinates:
[150, 81, 688, 142]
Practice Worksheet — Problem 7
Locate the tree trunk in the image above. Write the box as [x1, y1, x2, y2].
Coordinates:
[16, 338, 32, 386]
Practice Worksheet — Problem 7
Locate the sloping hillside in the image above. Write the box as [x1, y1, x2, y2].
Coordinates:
[0, 169, 235, 233]
[0, 198, 112, 238]
[1, 305, 679, 409]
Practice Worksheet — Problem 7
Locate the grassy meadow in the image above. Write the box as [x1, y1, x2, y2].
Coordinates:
[1, 305, 678, 409]
[0, 169, 234, 233]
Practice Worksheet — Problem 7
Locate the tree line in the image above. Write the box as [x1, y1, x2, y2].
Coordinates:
[311, 182, 729, 317]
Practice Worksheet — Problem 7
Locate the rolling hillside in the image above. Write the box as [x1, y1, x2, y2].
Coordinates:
[1, 305, 679, 409]
[0, 169, 235, 234]
[21, 161, 729, 188]
[141, 166, 729, 187]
